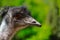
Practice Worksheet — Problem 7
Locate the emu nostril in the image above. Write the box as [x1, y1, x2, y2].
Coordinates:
[32, 21, 36, 23]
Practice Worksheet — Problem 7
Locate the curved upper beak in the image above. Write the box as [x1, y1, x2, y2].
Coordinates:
[24, 16, 41, 27]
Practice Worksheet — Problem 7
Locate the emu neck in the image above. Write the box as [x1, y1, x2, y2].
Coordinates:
[0, 17, 28, 40]
[0, 18, 14, 40]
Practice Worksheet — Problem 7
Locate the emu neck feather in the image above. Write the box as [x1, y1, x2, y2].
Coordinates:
[0, 18, 27, 40]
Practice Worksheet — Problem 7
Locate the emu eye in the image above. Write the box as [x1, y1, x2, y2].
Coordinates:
[13, 13, 21, 19]
[13, 12, 26, 19]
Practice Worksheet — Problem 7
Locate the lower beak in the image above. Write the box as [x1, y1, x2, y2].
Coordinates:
[24, 16, 41, 27]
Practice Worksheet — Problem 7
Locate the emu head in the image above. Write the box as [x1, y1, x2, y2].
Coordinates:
[1, 6, 41, 29]
[12, 7, 41, 27]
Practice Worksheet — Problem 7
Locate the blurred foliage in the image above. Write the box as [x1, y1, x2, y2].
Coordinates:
[0, 0, 60, 40]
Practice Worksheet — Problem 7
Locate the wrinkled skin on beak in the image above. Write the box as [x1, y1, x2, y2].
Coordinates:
[23, 16, 41, 27]
[14, 16, 41, 27]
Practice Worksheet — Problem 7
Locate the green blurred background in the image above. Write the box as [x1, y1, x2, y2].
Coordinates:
[0, 0, 60, 40]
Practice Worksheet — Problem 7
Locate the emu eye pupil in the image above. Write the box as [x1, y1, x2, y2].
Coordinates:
[14, 13, 25, 19]
[15, 14, 20, 18]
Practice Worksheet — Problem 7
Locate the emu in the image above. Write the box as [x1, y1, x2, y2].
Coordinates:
[0, 6, 41, 40]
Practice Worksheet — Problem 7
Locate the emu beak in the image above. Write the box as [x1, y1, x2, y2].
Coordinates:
[24, 16, 41, 27]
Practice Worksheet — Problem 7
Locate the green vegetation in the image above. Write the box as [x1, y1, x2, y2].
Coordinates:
[0, 0, 60, 40]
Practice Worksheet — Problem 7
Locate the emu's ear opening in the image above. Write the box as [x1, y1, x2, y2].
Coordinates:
[24, 16, 41, 27]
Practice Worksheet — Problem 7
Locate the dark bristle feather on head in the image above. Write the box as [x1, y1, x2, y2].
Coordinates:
[12, 6, 31, 19]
